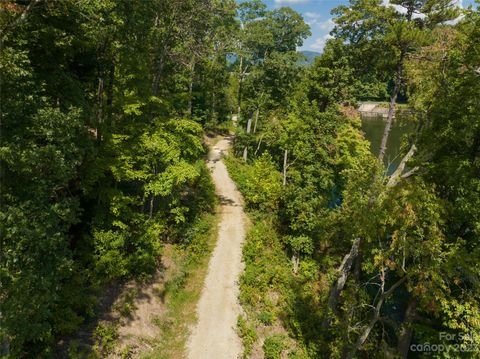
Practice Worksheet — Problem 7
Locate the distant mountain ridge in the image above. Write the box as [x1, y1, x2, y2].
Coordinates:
[299, 50, 321, 64]
[226, 51, 321, 65]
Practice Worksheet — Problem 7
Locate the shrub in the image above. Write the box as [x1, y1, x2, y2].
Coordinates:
[93, 322, 118, 356]
[258, 311, 275, 326]
[93, 230, 130, 280]
[93, 228, 162, 282]
[244, 153, 282, 212]
[263, 334, 287, 359]
[237, 316, 258, 358]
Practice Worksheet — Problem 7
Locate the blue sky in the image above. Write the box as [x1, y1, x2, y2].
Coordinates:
[264, 0, 347, 52]
[255, 0, 477, 52]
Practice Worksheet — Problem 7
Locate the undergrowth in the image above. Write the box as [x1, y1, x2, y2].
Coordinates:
[141, 212, 219, 359]
[226, 154, 321, 358]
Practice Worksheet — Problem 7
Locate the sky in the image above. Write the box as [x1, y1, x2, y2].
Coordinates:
[263, 0, 347, 52]
[255, 0, 477, 52]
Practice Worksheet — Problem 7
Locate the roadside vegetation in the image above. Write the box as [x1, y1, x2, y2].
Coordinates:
[1, 1, 230, 357]
[141, 213, 219, 359]
[62, 189, 218, 359]
[227, 0, 480, 358]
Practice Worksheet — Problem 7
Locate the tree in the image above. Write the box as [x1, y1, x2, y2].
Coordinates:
[332, 0, 459, 161]
[308, 1, 479, 356]
[0, 0, 232, 355]
[234, 3, 310, 161]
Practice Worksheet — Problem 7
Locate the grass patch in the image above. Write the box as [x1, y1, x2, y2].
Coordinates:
[263, 334, 287, 359]
[224, 154, 250, 193]
[237, 315, 258, 358]
[113, 288, 139, 318]
[93, 322, 119, 357]
[141, 212, 219, 359]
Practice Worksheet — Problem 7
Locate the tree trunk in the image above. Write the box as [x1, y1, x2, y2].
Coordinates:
[354, 246, 362, 281]
[0, 39, 3, 212]
[237, 55, 244, 117]
[254, 134, 264, 156]
[211, 86, 216, 123]
[323, 237, 361, 327]
[345, 315, 380, 359]
[246, 115, 252, 134]
[0, 337, 9, 357]
[253, 108, 259, 133]
[378, 51, 405, 162]
[344, 275, 408, 359]
[283, 149, 288, 186]
[387, 144, 417, 187]
[292, 253, 299, 274]
[149, 195, 154, 219]
[397, 296, 418, 358]
[243, 116, 252, 162]
[152, 53, 164, 97]
[149, 165, 157, 219]
[106, 62, 115, 129]
[152, 61, 162, 97]
[96, 74, 104, 141]
[188, 60, 195, 117]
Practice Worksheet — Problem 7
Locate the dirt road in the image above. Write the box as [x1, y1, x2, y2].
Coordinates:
[186, 135, 246, 359]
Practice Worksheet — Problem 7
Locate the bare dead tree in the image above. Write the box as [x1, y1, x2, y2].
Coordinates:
[387, 144, 417, 187]
[323, 238, 361, 327]
[344, 271, 408, 359]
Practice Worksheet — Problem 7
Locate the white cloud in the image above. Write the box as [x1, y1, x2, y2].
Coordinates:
[310, 34, 333, 51]
[274, 0, 310, 4]
[444, 0, 464, 24]
[304, 11, 321, 19]
[318, 18, 335, 30]
[444, 13, 465, 24]
[306, 16, 335, 31]
[383, 0, 464, 24]
[386, 2, 427, 19]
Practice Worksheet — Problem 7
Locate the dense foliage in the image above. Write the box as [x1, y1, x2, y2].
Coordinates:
[229, 1, 480, 358]
[0, 0, 234, 356]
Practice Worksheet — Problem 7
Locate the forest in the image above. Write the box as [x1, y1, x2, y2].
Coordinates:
[0, 0, 479, 358]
